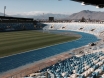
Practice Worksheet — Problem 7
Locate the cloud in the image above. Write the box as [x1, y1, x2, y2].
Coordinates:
[7, 11, 48, 15]
[6, 11, 71, 16]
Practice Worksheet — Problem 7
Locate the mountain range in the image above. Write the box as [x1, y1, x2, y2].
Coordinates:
[12, 13, 70, 20]
[69, 10, 104, 20]
[1, 10, 104, 20]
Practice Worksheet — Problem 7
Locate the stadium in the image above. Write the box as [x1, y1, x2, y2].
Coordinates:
[0, 0, 104, 78]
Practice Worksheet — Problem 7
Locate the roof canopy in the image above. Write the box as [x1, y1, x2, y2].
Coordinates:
[71, 0, 104, 8]
[0, 16, 33, 21]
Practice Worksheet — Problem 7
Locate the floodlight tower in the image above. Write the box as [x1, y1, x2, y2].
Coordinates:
[4, 6, 6, 16]
[43, 13, 44, 22]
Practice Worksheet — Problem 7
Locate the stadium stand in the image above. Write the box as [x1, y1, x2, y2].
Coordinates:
[43, 22, 104, 37]
[37, 51, 104, 78]
[0, 16, 39, 31]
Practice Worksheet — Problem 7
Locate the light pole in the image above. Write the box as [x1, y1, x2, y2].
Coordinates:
[43, 13, 44, 22]
[4, 6, 6, 16]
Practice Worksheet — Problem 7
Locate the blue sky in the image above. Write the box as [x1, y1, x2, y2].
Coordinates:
[0, 0, 104, 15]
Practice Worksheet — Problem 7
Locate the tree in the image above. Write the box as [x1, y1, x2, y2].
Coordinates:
[80, 17, 86, 22]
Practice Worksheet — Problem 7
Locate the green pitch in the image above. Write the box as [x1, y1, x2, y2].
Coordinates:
[0, 30, 80, 57]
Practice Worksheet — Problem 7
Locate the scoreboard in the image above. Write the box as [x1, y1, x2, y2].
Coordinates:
[49, 17, 54, 21]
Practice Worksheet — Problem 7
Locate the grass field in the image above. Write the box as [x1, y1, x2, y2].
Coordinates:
[0, 30, 80, 57]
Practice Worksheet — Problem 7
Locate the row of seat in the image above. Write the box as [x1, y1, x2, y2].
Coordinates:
[0, 23, 35, 31]
[43, 23, 104, 36]
[36, 51, 104, 78]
